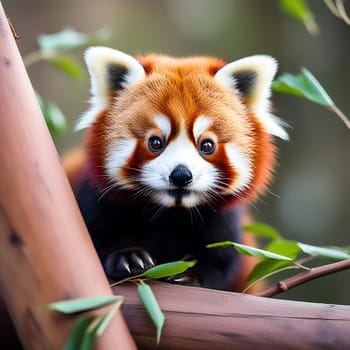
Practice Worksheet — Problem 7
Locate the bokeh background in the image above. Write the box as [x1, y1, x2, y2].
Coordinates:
[5, 0, 349, 304]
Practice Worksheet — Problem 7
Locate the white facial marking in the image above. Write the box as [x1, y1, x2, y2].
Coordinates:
[85, 46, 145, 100]
[225, 144, 253, 193]
[261, 113, 289, 141]
[215, 55, 288, 140]
[141, 129, 218, 207]
[193, 116, 213, 141]
[106, 139, 136, 186]
[154, 115, 171, 140]
[76, 98, 105, 131]
[76, 47, 146, 131]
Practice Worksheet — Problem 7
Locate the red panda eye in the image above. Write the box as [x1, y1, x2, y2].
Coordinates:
[199, 139, 216, 155]
[148, 136, 164, 152]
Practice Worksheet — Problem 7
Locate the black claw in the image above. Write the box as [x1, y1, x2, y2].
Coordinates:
[105, 249, 156, 281]
[130, 251, 144, 269]
[171, 275, 192, 283]
[139, 250, 155, 269]
[166, 273, 200, 286]
[117, 255, 131, 274]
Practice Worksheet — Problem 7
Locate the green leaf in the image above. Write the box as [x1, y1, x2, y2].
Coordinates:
[206, 241, 292, 261]
[245, 240, 305, 289]
[137, 282, 165, 345]
[279, 0, 318, 35]
[38, 27, 111, 53]
[273, 68, 350, 129]
[49, 55, 84, 80]
[143, 260, 196, 279]
[95, 300, 122, 336]
[43, 102, 67, 135]
[36, 92, 67, 136]
[79, 328, 97, 350]
[264, 240, 301, 259]
[234, 243, 293, 261]
[206, 241, 236, 249]
[243, 222, 281, 240]
[47, 295, 123, 314]
[297, 242, 350, 260]
[246, 259, 296, 284]
[57, 297, 123, 350]
[38, 28, 88, 52]
[272, 68, 334, 106]
[64, 316, 96, 350]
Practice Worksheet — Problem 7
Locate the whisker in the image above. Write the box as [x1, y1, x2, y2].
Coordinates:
[249, 183, 280, 199]
[148, 205, 166, 223]
[98, 182, 118, 201]
[192, 206, 204, 223]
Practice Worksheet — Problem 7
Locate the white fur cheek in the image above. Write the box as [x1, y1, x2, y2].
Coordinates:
[225, 144, 253, 193]
[105, 139, 137, 185]
[141, 157, 170, 191]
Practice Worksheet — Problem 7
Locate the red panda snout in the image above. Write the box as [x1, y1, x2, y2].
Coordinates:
[169, 165, 193, 187]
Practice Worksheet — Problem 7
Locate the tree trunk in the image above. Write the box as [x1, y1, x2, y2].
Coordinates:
[0, 4, 135, 349]
[115, 282, 350, 350]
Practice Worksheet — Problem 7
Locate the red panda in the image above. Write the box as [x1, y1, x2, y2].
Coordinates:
[64, 47, 288, 291]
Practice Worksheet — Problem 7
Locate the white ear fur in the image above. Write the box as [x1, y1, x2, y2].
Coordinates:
[215, 55, 288, 140]
[76, 47, 146, 130]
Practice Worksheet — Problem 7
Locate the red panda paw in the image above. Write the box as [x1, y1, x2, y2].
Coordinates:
[104, 249, 155, 281]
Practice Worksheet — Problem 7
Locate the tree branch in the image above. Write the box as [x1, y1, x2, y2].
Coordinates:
[256, 258, 350, 298]
[0, 4, 135, 349]
[113, 282, 350, 349]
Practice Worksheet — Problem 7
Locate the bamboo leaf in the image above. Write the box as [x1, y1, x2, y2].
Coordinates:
[279, 0, 318, 35]
[64, 316, 96, 350]
[297, 242, 350, 260]
[38, 27, 111, 53]
[137, 282, 165, 344]
[234, 243, 293, 261]
[244, 222, 281, 240]
[79, 329, 97, 350]
[62, 298, 123, 349]
[49, 55, 84, 80]
[246, 259, 296, 284]
[47, 295, 123, 314]
[206, 241, 292, 261]
[264, 240, 301, 259]
[273, 68, 350, 129]
[36, 92, 67, 136]
[272, 68, 334, 106]
[143, 260, 196, 279]
[95, 299, 123, 336]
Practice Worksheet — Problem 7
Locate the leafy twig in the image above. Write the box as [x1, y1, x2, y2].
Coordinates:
[256, 258, 350, 297]
[273, 67, 350, 130]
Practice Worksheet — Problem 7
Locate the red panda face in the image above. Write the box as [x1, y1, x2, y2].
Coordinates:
[78, 48, 288, 208]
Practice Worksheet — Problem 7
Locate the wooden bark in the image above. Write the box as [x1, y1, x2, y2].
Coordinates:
[115, 282, 350, 350]
[0, 4, 135, 350]
[1, 281, 349, 349]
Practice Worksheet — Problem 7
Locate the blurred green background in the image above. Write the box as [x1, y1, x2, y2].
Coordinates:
[5, 0, 349, 304]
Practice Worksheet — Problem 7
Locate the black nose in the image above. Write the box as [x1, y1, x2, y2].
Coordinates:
[169, 165, 193, 187]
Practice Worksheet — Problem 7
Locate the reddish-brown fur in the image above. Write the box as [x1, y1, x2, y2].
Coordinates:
[77, 55, 277, 205]
[63, 53, 279, 292]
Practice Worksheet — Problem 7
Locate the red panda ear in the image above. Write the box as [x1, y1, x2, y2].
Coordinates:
[215, 55, 288, 140]
[76, 47, 145, 130]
